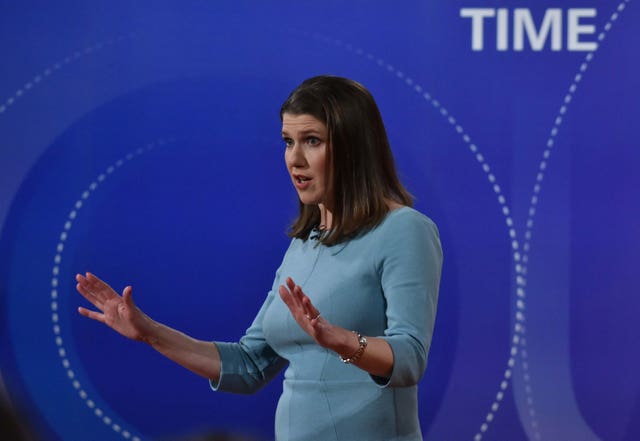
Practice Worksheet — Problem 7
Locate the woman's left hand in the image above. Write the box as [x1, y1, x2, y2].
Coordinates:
[278, 277, 348, 351]
[279, 276, 394, 377]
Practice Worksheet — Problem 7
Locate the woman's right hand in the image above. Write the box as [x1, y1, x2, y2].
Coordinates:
[76, 272, 153, 343]
[76, 272, 221, 379]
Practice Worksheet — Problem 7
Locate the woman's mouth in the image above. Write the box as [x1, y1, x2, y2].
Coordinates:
[293, 174, 312, 189]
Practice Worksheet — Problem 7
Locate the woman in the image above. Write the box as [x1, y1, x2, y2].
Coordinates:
[76, 76, 443, 440]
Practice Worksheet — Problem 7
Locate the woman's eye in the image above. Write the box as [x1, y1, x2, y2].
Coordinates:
[283, 138, 293, 148]
[307, 137, 321, 146]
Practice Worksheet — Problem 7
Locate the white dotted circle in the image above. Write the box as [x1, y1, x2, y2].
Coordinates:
[51, 138, 173, 440]
[1, 30, 140, 439]
[516, 1, 631, 440]
[0, 34, 135, 117]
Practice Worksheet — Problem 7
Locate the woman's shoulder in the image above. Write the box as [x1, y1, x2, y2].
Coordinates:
[365, 206, 442, 266]
[377, 206, 439, 237]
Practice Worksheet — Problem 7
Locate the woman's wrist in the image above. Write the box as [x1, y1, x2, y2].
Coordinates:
[139, 317, 161, 346]
[330, 326, 361, 359]
[339, 332, 367, 364]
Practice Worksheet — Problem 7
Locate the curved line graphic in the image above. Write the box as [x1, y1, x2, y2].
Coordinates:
[301, 31, 525, 440]
[514, 1, 632, 440]
[50, 138, 174, 441]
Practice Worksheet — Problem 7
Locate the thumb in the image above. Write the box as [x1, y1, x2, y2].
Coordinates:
[123, 286, 135, 308]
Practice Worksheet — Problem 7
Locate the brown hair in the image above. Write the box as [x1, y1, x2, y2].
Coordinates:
[280, 75, 412, 245]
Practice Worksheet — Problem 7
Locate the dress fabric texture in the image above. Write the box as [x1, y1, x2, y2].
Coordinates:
[211, 207, 443, 441]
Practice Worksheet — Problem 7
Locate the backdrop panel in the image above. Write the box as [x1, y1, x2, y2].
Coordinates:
[1, 2, 638, 440]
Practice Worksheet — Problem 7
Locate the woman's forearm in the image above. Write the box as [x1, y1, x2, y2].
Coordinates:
[76, 273, 222, 380]
[143, 320, 221, 381]
[331, 327, 394, 378]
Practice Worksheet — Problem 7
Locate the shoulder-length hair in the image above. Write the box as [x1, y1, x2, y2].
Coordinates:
[280, 75, 413, 246]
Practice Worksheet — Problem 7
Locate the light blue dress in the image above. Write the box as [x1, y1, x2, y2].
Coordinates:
[211, 207, 443, 441]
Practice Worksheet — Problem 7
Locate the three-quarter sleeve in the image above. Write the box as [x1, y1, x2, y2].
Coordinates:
[210, 275, 289, 395]
[373, 210, 443, 388]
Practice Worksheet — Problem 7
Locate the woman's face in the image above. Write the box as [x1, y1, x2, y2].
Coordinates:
[282, 113, 329, 207]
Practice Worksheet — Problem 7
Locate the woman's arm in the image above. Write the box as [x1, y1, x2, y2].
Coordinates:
[374, 211, 443, 386]
[76, 272, 221, 381]
[279, 277, 394, 378]
[279, 210, 442, 384]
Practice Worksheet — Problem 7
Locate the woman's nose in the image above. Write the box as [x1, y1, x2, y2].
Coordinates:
[286, 143, 307, 167]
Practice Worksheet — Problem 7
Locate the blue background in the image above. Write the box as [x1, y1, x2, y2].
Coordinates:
[0, 1, 638, 440]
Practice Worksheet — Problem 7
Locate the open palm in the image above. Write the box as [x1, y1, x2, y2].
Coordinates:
[76, 272, 152, 342]
[279, 277, 345, 350]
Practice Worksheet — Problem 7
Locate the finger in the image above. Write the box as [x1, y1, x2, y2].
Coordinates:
[76, 273, 91, 290]
[83, 272, 100, 293]
[85, 272, 110, 289]
[292, 285, 310, 311]
[76, 276, 97, 299]
[279, 286, 310, 326]
[292, 284, 304, 300]
[285, 278, 309, 310]
[85, 272, 115, 302]
[302, 295, 320, 320]
[282, 281, 304, 309]
[76, 283, 104, 309]
[286, 277, 296, 292]
[77, 306, 106, 324]
[293, 286, 320, 320]
[86, 272, 109, 291]
[279, 285, 297, 310]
